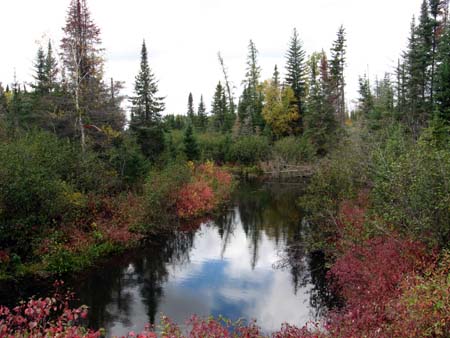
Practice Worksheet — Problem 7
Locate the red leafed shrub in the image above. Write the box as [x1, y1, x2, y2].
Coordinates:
[176, 162, 234, 219]
[0, 281, 96, 338]
[0, 251, 9, 266]
[386, 251, 450, 337]
[334, 191, 370, 255]
[159, 315, 262, 337]
[326, 236, 429, 337]
[177, 181, 215, 219]
[0, 281, 159, 338]
[272, 323, 323, 338]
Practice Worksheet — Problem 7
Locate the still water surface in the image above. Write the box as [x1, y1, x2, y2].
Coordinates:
[73, 182, 329, 336]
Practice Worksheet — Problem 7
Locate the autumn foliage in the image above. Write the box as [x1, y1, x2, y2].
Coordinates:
[320, 195, 448, 338]
[176, 161, 233, 219]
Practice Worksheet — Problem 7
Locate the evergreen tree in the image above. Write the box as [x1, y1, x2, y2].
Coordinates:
[405, 17, 422, 126]
[435, 22, 450, 123]
[305, 52, 337, 152]
[285, 28, 307, 132]
[211, 82, 229, 132]
[187, 92, 195, 123]
[130, 41, 164, 124]
[7, 81, 33, 131]
[236, 87, 254, 136]
[130, 41, 165, 161]
[374, 73, 395, 117]
[183, 124, 199, 161]
[395, 59, 408, 116]
[272, 65, 280, 89]
[242, 40, 264, 131]
[358, 74, 374, 117]
[418, 0, 432, 106]
[32, 46, 47, 94]
[45, 41, 59, 92]
[0, 83, 8, 121]
[60, 0, 124, 149]
[196, 94, 208, 131]
[60, 0, 104, 112]
[329, 25, 347, 125]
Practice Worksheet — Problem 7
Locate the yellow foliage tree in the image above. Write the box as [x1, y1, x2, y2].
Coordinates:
[262, 80, 300, 138]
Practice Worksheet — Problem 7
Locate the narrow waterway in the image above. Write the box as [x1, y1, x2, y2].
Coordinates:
[72, 182, 331, 336]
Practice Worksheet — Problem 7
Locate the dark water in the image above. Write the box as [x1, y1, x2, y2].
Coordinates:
[71, 182, 331, 336]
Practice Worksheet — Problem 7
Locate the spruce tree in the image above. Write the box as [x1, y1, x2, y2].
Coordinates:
[285, 28, 307, 132]
[272, 65, 280, 89]
[0, 84, 8, 120]
[45, 41, 58, 92]
[187, 92, 195, 123]
[357, 74, 374, 117]
[130, 41, 164, 124]
[405, 17, 422, 122]
[197, 94, 208, 131]
[211, 82, 228, 132]
[183, 124, 199, 161]
[130, 40, 165, 161]
[329, 25, 347, 125]
[32, 46, 47, 95]
[60, 0, 125, 148]
[305, 52, 337, 152]
[418, 0, 432, 106]
[435, 22, 450, 123]
[242, 40, 264, 131]
[395, 59, 408, 117]
[61, 0, 104, 112]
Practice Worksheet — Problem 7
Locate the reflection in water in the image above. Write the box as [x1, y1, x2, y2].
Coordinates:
[73, 182, 331, 336]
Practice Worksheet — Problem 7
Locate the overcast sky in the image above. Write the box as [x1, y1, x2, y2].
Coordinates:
[1, 0, 423, 115]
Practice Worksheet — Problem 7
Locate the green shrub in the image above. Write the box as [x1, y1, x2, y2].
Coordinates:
[228, 136, 270, 165]
[298, 129, 370, 227]
[371, 127, 450, 248]
[0, 132, 76, 254]
[272, 136, 315, 164]
[142, 162, 191, 231]
[197, 133, 231, 163]
[106, 135, 150, 189]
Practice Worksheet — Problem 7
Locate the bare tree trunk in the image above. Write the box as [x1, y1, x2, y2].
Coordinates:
[218, 52, 235, 113]
[71, 43, 86, 153]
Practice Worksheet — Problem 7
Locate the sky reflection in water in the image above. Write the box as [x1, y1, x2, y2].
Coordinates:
[76, 183, 328, 336]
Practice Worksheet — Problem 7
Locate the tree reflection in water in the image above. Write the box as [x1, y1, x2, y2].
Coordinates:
[72, 181, 333, 334]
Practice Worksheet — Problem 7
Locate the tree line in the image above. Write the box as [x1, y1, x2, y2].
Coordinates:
[0, 0, 349, 163]
[357, 0, 450, 135]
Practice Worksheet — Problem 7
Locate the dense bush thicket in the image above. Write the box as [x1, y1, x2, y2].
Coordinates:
[297, 119, 450, 337]
[371, 128, 450, 248]
[272, 135, 316, 164]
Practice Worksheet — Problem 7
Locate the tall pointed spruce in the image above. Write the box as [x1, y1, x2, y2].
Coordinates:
[197, 94, 208, 131]
[130, 40, 165, 161]
[183, 124, 199, 161]
[329, 25, 347, 125]
[285, 28, 307, 132]
[187, 92, 195, 122]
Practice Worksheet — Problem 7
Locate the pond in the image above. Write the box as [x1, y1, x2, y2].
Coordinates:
[71, 182, 331, 336]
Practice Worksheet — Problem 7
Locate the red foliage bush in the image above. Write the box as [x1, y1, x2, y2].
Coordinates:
[0, 281, 97, 338]
[386, 251, 450, 337]
[327, 236, 429, 336]
[177, 181, 215, 219]
[176, 162, 234, 219]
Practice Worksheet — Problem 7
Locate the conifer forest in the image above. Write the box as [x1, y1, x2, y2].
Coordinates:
[0, 0, 449, 337]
